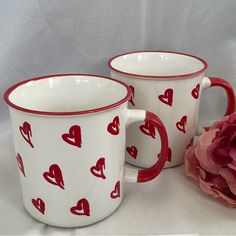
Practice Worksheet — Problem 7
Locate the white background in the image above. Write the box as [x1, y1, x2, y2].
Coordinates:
[0, 0, 236, 235]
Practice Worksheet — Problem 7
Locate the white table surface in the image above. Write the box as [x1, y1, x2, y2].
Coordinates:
[1, 121, 236, 235]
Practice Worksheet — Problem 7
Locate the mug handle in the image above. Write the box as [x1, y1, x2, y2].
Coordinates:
[195, 77, 235, 135]
[124, 110, 168, 183]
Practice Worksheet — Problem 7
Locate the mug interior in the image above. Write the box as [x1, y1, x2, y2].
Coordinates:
[109, 51, 207, 78]
[5, 75, 130, 115]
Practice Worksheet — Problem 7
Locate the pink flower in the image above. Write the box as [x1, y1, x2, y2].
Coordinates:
[185, 112, 236, 207]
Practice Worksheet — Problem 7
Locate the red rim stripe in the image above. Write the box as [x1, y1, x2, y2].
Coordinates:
[3, 74, 131, 116]
[108, 51, 208, 79]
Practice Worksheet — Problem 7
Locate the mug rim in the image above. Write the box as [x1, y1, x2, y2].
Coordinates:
[108, 50, 208, 79]
[3, 74, 131, 116]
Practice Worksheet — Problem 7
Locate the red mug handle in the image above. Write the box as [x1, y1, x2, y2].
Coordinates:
[196, 77, 235, 135]
[124, 110, 168, 183]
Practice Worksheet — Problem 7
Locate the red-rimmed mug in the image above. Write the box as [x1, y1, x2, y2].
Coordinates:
[108, 51, 235, 168]
[3, 74, 168, 227]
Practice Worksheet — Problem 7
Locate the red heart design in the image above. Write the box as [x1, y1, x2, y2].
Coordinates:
[62, 125, 82, 148]
[158, 88, 173, 106]
[16, 153, 26, 177]
[70, 198, 90, 216]
[176, 116, 187, 133]
[90, 158, 106, 179]
[19, 122, 34, 148]
[107, 116, 120, 135]
[43, 164, 65, 189]
[126, 146, 138, 159]
[158, 147, 172, 162]
[191, 84, 200, 99]
[110, 181, 120, 199]
[187, 137, 194, 149]
[139, 121, 156, 139]
[129, 85, 135, 106]
[32, 198, 45, 215]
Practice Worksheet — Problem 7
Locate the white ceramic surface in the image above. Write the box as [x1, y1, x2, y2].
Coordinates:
[109, 51, 235, 168]
[4, 74, 168, 227]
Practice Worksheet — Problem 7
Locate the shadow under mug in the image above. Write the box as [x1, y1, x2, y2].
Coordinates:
[3, 74, 168, 227]
[108, 51, 235, 168]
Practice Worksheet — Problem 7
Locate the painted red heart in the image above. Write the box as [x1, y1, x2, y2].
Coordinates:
[126, 146, 138, 159]
[43, 164, 64, 189]
[187, 137, 194, 149]
[107, 116, 120, 135]
[32, 198, 45, 215]
[158, 147, 172, 162]
[139, 121, 156, 139]
[70, 198, 90, 216]
[16, 153, 26, 177]
[62, 125, 82, 148]
[90, 157, 106, 179]
[129, 85, 135, 106]
[19, 121, 34, 148]
[176, 116, 187, 133]
[158, 88, 173, 106]
[110, 181, 120, 199]
[191, 84, 200, 99]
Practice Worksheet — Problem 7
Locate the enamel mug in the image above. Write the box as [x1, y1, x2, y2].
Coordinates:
[4, 74, 168, 227]
[108, 51, 235, 168]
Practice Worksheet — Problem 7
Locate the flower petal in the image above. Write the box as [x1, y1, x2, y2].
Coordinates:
[195, 129, 220, 174]
[185, 145, 200, 182]
[214, 189, 236, 207]
[219, 167, 235, 183]
[210, 115, 229, 130]
[208, 136, 231, 166]
[228, 183, 236, 195]
[227, 112, 236, 124]
[199, 176, 218, 196]
[199, 175, 236, 207]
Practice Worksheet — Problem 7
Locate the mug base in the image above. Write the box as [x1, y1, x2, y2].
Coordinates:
[164, 160, 184, 168]
[164, 161, 183, 168]
[126, 158, 184, 169]
[23, 198, 123, 228]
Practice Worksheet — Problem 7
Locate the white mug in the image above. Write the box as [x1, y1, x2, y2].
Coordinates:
[4, 74, 168, 227]
[108, 51, 235, 168]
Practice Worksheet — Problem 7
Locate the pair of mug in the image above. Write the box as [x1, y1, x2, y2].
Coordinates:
[4, 51, 235, 227]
